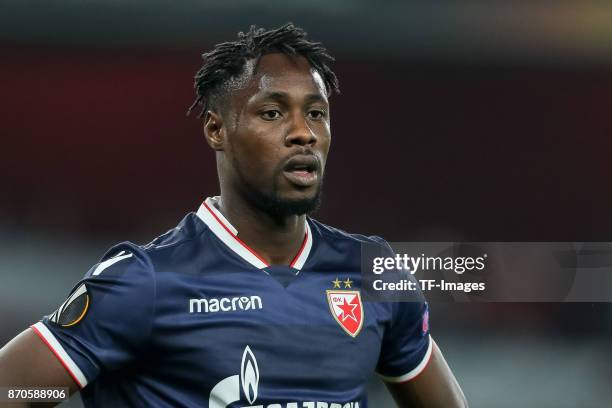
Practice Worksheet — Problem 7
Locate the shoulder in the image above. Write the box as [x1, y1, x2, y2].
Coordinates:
[87, 212, 206, 279]
[141, 212, 205, 253]
[142, 212, 210, 270]
[308, 217, 390, 248]
[306, 218, 394, 269]
[86, 242, 152, 280]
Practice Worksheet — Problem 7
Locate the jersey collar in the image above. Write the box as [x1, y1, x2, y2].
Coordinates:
[196, 197, 313, 270]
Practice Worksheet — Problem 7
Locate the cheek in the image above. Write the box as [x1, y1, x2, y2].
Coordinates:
[318, 127, 332, 165]
[232, 129, 281, 176]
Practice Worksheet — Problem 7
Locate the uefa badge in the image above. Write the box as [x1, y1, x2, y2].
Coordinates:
[421, 305, 429, 336]
[326, 277, 364, 337]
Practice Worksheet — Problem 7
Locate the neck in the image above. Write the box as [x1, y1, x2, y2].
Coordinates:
[216, 190, 307, 266]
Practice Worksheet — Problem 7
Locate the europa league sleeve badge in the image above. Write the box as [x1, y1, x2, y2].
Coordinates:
[49, 283, 90, 327]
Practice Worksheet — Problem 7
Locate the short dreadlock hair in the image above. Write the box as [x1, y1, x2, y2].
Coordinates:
[187, 23, 339, 118]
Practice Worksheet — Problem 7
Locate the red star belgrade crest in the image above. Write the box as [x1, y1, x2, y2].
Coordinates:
[326, 290, 364, 337]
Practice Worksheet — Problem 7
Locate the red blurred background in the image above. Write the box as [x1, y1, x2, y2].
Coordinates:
[3, 48, 612, 242]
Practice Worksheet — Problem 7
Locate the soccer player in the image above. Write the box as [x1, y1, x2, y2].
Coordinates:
[0, 24, 467, 407]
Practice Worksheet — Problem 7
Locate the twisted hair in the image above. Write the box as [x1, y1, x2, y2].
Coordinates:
[187, 23, 339, 118]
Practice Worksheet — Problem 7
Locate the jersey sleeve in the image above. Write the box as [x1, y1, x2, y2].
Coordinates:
[376, 301, 432, 382]
[30, 243, 156, 389]
[372, 237, 433, 383]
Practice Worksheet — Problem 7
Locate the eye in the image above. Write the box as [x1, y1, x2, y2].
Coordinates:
[261, 110, 282, 120]
[308, 109, 326, 120]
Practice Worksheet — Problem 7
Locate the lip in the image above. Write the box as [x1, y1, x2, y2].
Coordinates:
[283, 169, 319, 187]
[283, 155, 319, 172]
[282, 155, 320, 188]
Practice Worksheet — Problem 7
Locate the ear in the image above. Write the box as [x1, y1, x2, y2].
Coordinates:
[203, 110, 225, 151]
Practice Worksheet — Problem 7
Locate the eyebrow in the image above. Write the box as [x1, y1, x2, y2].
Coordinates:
[255, 91, 328, 104]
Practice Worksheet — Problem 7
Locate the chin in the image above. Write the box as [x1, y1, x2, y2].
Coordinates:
[246, 186, 322, 217]
[237, 170, 324, 217]
[270, 191, 321, 216]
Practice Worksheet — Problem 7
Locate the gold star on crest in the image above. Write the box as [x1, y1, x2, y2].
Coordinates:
[343, 278, 353, 288]
[332, 278, 342, 289]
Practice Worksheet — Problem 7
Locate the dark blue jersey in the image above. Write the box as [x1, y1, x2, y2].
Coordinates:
[33, 197, 431, 408]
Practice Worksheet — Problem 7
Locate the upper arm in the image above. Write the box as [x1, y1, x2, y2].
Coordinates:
[0, 328, 80, 407]
[384, 338, 468, 408]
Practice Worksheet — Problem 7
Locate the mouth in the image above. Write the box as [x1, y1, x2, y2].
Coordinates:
[282, 155, 320, 188]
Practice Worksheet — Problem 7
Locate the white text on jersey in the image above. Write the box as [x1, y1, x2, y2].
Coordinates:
[189, 296, 263, 314]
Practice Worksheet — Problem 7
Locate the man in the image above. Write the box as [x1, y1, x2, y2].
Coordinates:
[0, 24, 467, 407]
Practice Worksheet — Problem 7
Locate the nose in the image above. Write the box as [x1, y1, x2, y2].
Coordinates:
[285, 112, 317, 146]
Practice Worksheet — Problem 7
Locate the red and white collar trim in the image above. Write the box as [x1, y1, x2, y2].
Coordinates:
[196, 197, 313, 270]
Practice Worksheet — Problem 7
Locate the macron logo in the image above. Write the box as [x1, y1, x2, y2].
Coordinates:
[189, 296, 263, 314]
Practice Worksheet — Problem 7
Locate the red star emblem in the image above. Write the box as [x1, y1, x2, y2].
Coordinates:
[338, 296, 358, 322]
[326, 290, 364, 337]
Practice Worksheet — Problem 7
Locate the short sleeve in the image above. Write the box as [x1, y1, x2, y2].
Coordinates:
[376, 301, 432, 382]
[30, 243, 155, 388]
[371, 237, 433, 383]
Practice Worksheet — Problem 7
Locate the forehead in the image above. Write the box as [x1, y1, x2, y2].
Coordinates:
[233, 53, 327, 104]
